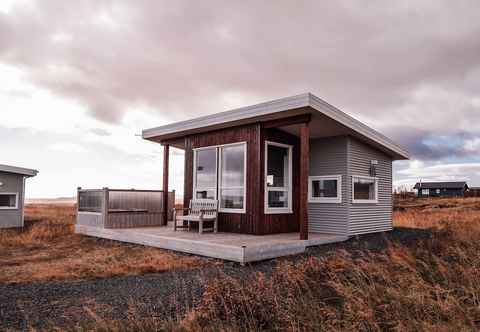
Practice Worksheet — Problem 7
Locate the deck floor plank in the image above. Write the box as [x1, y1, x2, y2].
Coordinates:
[75, 224, 348, 263]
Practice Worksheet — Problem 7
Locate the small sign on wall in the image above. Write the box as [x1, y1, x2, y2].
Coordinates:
[266, 175, 274, 186]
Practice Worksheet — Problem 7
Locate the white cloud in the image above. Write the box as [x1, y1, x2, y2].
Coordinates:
[50, 32, 72, 43]
[464, 138, 480, 152]
[0, 0, 29, 14]
[48, 142, 88, 154]
[0, 63, 183, 198]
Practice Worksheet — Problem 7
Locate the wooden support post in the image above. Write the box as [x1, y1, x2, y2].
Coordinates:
[103, 187, 109, 228]
[299, 122, 310, 240]
[76, 187, 81, 215]
[162, 144, 169, 226]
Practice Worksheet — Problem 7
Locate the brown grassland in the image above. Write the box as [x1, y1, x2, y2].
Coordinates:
[0, 204, 207, 284]
[1, 198, 480, 331]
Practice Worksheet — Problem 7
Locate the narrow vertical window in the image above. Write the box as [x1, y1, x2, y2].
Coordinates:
[193, 148, 217, 199]
[265, 141, 292, 213]
[219, 143, 246, 212]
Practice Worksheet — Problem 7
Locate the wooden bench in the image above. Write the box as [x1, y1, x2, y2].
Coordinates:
[173, 199, 219, 234]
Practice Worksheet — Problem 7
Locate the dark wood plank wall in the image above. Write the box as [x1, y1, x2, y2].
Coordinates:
[261, 128, 301, 234]
[181, 123, 301, 235]
[183, 124, 261, 234]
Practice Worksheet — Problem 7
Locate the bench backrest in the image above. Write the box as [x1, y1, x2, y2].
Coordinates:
[189, 199, 218, 217]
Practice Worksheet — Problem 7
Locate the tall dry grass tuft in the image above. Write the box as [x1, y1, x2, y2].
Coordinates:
[188, 197, 480, 331]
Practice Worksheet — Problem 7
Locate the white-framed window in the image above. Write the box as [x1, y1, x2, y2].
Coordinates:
[422, 189, 429, 196]
[219, 143, 246, 213]
[352, 175, 378, 204]
[436, 189, 440, 194]
[308, 175, 342, 203]
[193, 142, 246, 213]
[265, 141, 292, 214]
[0, 192, 19, 210]
[193, 147, 217, 200]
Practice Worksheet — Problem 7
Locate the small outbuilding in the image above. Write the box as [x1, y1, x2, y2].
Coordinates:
[0, 164, 38, 228]
[413, 181, 468, 198]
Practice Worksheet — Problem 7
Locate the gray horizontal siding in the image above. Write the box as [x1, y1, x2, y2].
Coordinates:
[347, 137, 393, 236]
[0, 172, 24, 228]
[308, 137, 348, 235]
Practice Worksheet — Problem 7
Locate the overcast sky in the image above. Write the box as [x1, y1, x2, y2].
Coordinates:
[1, 0, 480, 198]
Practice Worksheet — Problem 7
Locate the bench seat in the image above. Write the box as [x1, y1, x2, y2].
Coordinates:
[173, 199, 219, 234]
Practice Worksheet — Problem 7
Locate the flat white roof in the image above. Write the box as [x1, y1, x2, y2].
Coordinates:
[0, 164, 38, 177]
[143, 93, 409, 160]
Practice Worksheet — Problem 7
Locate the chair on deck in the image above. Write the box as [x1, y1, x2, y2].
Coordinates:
[173, 199, 219, 234]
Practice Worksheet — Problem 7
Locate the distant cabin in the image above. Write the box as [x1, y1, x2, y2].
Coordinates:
[0, 164, 38, 228]
[466, 187, 480, 197]
[413, 181, 468, 198]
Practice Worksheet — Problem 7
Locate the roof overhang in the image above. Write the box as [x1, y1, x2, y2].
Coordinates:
[142, 93, 409, 160]
[0, 164, 38, 177]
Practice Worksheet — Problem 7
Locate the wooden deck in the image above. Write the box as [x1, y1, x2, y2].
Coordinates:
[75, 224, 348, 264]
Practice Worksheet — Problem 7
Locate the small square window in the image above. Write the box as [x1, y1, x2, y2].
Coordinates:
[352, 176, 378, 203]
[0, 193, 18, 209]
[308, 175, 342, 203]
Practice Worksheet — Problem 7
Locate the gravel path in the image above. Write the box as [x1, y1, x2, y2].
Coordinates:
[0, 259, 278, 331]
[1, 270, 196, 330]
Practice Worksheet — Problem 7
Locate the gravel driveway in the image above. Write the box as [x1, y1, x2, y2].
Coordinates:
[0, 259, 278, 331]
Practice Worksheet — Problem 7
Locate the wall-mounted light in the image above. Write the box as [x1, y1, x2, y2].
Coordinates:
[0, 181, 3, 187]
[370, 160, 378, 177]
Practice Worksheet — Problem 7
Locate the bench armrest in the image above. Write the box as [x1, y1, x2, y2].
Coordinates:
[173, 207, 190, 212]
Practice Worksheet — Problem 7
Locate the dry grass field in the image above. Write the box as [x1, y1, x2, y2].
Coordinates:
[181, 197, 480, 331]
[1, 198, 480, 331]
[0, 204, 207, 284]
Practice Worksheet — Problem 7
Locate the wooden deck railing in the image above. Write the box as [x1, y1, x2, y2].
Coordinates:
[77, 188, 175, 229]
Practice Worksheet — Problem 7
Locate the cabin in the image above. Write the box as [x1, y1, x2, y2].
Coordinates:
[0, 164, 38, 228]
[413, 181, 469, 198]
[76, 93, 409, 263]
[466, 187, 480, 197]
[146, 93, 408, 236]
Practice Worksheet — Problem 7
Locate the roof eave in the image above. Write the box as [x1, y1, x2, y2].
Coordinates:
[142, 92, 409, 160]
[142, 93, 311, 141]
[0, 164, 38, 177]
[307, 93, 409, 160]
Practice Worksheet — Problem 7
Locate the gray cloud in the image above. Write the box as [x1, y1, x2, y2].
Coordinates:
[385, 126, 480, 160]
[1, 0, 480, 162]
